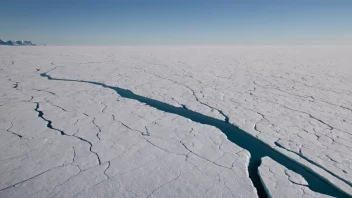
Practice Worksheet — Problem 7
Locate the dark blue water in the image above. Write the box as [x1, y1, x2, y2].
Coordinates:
[40, 72, 351, 198]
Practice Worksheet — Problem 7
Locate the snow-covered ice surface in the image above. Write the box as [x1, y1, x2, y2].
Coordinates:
[0, 46, 351, 197]
[259, 157, 331, 198]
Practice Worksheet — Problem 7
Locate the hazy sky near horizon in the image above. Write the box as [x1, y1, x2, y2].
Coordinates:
[1, 0, 352, 45]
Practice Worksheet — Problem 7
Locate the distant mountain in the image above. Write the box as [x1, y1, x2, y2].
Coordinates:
[0, 39, 37, 46]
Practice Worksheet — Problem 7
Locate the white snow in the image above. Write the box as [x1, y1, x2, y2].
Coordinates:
[0, 46, 351, 197]
[258, 156, 331, 198]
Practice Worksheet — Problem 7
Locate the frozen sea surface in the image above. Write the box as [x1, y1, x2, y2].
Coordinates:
[258, 157, 331, 198]
[0, 46, 351, 197]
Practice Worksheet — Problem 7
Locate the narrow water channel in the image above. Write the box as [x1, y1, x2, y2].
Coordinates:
[41, 72, 350, 198]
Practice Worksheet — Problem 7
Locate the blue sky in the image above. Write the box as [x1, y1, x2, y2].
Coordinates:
[1, 0, 352, 45]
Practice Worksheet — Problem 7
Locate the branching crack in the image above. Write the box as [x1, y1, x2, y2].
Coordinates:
[38, 71, 351, 198]
[275, 141, 351, 187]
[34, 102, 101, 165]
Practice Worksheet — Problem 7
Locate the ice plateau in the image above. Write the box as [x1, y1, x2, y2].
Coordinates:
[0, 46, 351, 198]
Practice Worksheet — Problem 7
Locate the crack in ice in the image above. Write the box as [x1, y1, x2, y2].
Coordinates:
[39, 71, 351, 198]
[34, 102, 102, 165]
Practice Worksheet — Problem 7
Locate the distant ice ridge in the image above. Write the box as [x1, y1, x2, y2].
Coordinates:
[0, 39, 37, 46]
